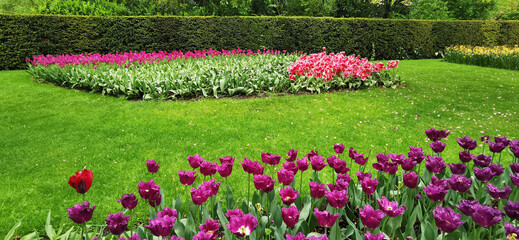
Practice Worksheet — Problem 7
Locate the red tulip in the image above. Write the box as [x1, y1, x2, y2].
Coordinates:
[68, 169, 93, 194]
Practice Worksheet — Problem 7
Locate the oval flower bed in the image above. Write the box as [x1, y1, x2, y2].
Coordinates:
[26, 49, 401, 100]
[20, 129, 519, 240]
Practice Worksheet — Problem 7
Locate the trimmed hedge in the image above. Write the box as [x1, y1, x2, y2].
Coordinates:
[1, 14, 518, 70]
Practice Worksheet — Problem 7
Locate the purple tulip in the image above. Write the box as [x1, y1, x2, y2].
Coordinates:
[310, 155, 327, 171]
[408, 146, 425, 163]
[309, 181, 326, 199]
[489, 163, 504, 177]
[281, 205, 301, 227]
[178, 170, 197, 185]
[199, 179, 220, 197]
[354, 153, 369, 166]
[511, 140, 519, 158]
[240, 158, 264, 175]
[307, 235, 329, 240]
[261, 152, 282, 166]
[364, 231, 386, 240]
[325, 190, 349, 208]
[377, 196, 406, 217]
[138, 179, 160, 200]
[334, 143, 345, 154]
[471, 204, 503, 227]
[505, 222, 519, 239]
[337, 173, 352, 183]
[403, 172, 419, 189]
[457, 136, 477, 150]
[314, 208, 339, 228]
[388, 153, 405, 164]
[487, 183, 512, 200]
[425, 128, 450, 141]
[332, 159, 350, 174]
[361, 177, 379, 195]
[193, 232, 213, 240]
[474, 167, 494, 182]
[219, 156, 235, 165]
[226, 213, 258, 237]
[188, 154, 204, 169]
[327, 155, 339, 170]
[383, 161, 399, 175]
[459, 150, 474, 163]
[400, 158, 417, 171]
[433, 206, 463, 233]
[279, 186, 299, 205]
[191, 187, 209, 206]
[511, 163, 519, 174]
[489, 141, 507, 153]
[473, 154, 492, 168]
[495, 136, 511, 146]
[511, 173, 519, 187]
[456, 199, 479, 216]
[106, 212, 129, 235]
[328, 178, 349, 192]
[119, 233, 141, 240]
[146, 159, 159, 173]
[286, 149, 298, 162]
[253, 174, 275, 193]
[449, 163, 466, 175]
[426, 155, 446, 174]
[424, 178, 449, 202]
[148, 191, 162, 207]
[200, 161, 217, 176]
[448, 174, 472, 193]
[296, 158, 310, 172]
[306, 150, 319, 158]
[286, 232, 306, 240]
[360, 204, 385, 229]
[118, 193, 138, 210]
[68, 201, 96, 224]
[481, 135, 490, 143]
[225, 209, 244, 219]
[505, 201, 519, 221]
[429, 140, 447, 153]
[356, 171, 372, 182]
[277, 168, 295, 186]
[217, 163, 233, 178]
[158, 207, 178, 218]
[199, 219, 219, 240]
[376, 152, 389, 163]
[146, 215, 176, 237]
[283, 162, 299, 175]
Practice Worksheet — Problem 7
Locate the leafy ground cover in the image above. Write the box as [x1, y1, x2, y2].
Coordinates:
[26, 49, 400, 99]
[443, 45, 519, 70]
[1, 59, 519, 236]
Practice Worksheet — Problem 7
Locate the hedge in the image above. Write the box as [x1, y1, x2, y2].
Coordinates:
[1, 14, 518, 70]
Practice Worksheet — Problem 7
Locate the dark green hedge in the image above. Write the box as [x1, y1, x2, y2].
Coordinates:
[1, 14, 518, 70]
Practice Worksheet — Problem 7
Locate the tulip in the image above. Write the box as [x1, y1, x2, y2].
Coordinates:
[310, 155, 327, 171]
[281, 205, 300, 227]
[487, 184, 512, 200]
[383, 161, 398, 175]
[473, 154, 492, 168]
[328, 178, 349, 192]
[334, 143, 345, 154]
[360, 204, 385, 229]
[277, 168, 295, 186]
[474, 167, 494, 182]
[158, 207, 178, 218]
[400, 158, 417, 171]
[337, 173, 352, 183]
[217, 163, 233, 178]
[193, 232, 213, 240]
[191, 187, 209, 206]
[306, 150, 319, 158]
[178, 170, 197, 185]
[253, 174, 275, 193]
[505, 201, 519, 221]
[424, 179, 449, 202]
[138, 179, 160, 200]
[309, 181, 326, 199]
[146, 215, 176, 237]
[325, 190, 349, 208]
[118, 193, 138, 210]
[433, 206, 463, 233]
[364, 231, 386, 240]
[429, 140, 446, 153]
[456, 199, 479, 217]
[68, 168, 93, 194]
[106, 212, 129, 235]
[327, 155, 339, 169]
[361, 177, 379, 195]
[146, 159, 159, 173]
[349, 147, 358, 159]
[505, 222, 519, 240]
[403, 172, 419, 189]
[449, 163, 466, 175]
[240, 158, 264, 175]
[356, 171, 372, 182]
[314, 208, 339, 228]
[489, 163, 504, 177]
[225, 209, 244, 219]
[481, 135, 490, 143]
[68, 201, 96, 224]
[279, 186, 299, 205]
[354, 153, 369, 166]
[408, 146, 425, 163]
[199, 219, 219, 240]
[377, 196, 406, 217]
[448, 174, 472, 193]
[495, 136, 511, 146]
[286, 149, 298, 162]
[471, 204, 503, 227]
[425, 155, 446, 174]
[199, 179, 220, 197]
[489, 141, 507, 153]
[148, 191, 162, 207]
[119, 233, 141, 240]
[307, 235, 329, 240]
[511, 140, 519, 158]
[511, 173, 519, 187]
[286, 232, 306, 240]
[425, 128, 450, 141]
[261, 152, 281, 166]
[459, 150, 474, 163]
[188, 154, 204, 169]
[283, 162, 299, 175]
[296, 158, 310, 172]
[226, 213, 258, 237]
[218, 156, 235, 165]
[457, 136, 477, 150]
[511, 163, 519, 174]
[200, 161, 217, 176]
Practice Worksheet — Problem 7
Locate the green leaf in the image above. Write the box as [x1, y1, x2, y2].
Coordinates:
[4, 218, 22, 240]
[20, 232, 38, 240]
[216, 203, 233, 240]
[45, 212, 56, 240]
[272, 206, 282, 227]
[174, 220, 185, 239]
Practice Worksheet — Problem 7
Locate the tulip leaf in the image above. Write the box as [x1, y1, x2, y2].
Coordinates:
[216, 203, 233, 240]
[252, 190, 261, 207]
[421, 220, 436, 240]
[272, 206, 282, 227]
[329, 221, 341, 240]
[45, 212, 56, 240]
[4, 218, 22, 240]
[293, 195, 312, 233]
[174, 195, 182, 214]
[226, 186, 234, 209]
[20, 232, 38, 240]
[174, 221, 185, 239]
[271, 226, 285, 240]
[201, 205, 210, 223]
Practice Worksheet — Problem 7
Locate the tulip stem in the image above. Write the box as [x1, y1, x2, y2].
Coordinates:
[248, 173, 251, 208]
[300, 171, 303, 196]
[82, 223, 88, 240]
[324, 227, 328, 236]
[441, 232, 445, 240]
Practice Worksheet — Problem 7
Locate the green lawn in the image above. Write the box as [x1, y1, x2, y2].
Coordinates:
[1, 59, 518, 236]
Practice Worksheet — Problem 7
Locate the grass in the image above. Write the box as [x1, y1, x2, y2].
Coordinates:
[1, 59, 518, 236]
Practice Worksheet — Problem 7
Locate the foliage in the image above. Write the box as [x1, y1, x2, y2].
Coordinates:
[34, 0, 129, 16]
[445, 0, 497, 20]
[2, 14, 519, 70]
[442, 45, 519, 70]
[25, 49, 401, 99]
[407, 0, 451, 20]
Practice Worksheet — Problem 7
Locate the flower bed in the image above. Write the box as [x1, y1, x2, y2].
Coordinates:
[442, 45, 519, 70]
[11, 129, 519, 240]
[26, 49, 401, 100]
